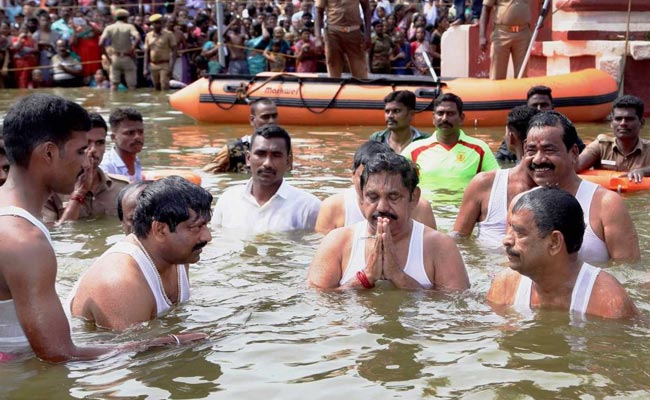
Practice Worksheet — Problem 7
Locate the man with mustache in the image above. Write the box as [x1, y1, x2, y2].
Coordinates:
[42, 113, 129, 223]
[69, 176, 213, 330]
[369, 90, 430, 154]
[315, 140, 437, 234]
[456, 110, 639, 262]
[577, 95, 649, 183]
[308, 152, 469, 290]
[487, 186, 638, 319]
[211, 125, 321, 233]
[402, 93, 499, 198]
[203, 98, 278, 174]
[453, 105, 538, 247]
[100, 107, 145, 183]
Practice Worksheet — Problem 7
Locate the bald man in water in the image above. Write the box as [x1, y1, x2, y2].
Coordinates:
[488, 186, 638, 319]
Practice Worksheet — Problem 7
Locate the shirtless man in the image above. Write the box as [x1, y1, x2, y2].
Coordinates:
[70, 176, 212, 330]
[453, 105, 538, 246]
[308, 152, 469, 290]
[457, 110, 639, 263]
[0, 95, 200, 362]
[226, 16, 250, 75]
[488, 186, 638, 319]
[315, 140, 437, 234]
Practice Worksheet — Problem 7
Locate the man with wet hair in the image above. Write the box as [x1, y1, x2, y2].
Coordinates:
[369, 90, 430, 154]
[315, 140, 437, 234]
[522, 111, 638, 262]
[577, 95, 649, 182]
[117, 181, 151, 234]
[100, 107, 145, 183]
[0, 94, 115, 361]
[453, 105, 538, 245]
[487, 186, 638, 319]
[308, 152, 469, 290]
[42, 112, 129, 223]
[212, 125, 321, 233]
[203, 98, 279, 174]
[69, 176, 213, 330]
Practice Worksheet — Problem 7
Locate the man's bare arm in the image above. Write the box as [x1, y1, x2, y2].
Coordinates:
[307, 229, 347, 288]
[314, 193, 345, 234]
[599, 189, 640, 261]
[452, 171, 494, 237]
[5, 228, 111, 362]
[427, 231, 470, 291]
[413, 197, 437, 230]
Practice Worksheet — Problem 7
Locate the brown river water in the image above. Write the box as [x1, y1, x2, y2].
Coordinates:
[1, 88, 650, 399]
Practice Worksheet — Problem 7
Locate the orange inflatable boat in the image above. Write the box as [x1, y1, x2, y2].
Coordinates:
[579, 170, 650, 193]
[142, 169, 202, 185]
[169, 69, 617, 127]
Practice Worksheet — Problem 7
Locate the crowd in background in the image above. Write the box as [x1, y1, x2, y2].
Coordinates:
[0, 0, 480, 89]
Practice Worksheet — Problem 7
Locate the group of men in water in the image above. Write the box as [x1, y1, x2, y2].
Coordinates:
[0, 86, 646, 363]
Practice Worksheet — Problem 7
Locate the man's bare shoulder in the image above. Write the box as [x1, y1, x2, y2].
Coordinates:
[422, 225, 458, 249]
[0, 217, 53, 257]
[587, 270, 639, 319]
[487, 268, 521, 305]
[72, 252, 153, 316]
[315, 192, 347, 234]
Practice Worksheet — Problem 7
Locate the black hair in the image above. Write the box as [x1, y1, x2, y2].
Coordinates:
[250, 98, 277, 115]
[526, 85, 553, 103]
[612, 95, 644, 120]
[360, 152, 419, 199]
[384, 90, 416, 111]
[2, 94, 90, 168]
[352, 140, 393, 171]
[88, 112, 108, 131]
[434, 15, 448, 30]
[108, 107, 143, 132]
[132, 176, 213, 238]
[527, 110, 578, 151]
[507, 105, 539, 142]
[512, 187, 584, 254]
[434, 92, 463, 114]
[250, 124, 291, 155]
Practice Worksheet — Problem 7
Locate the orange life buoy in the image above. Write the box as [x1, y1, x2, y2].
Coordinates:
[578, 169, 650, 193]
[142, 170, 202, 186]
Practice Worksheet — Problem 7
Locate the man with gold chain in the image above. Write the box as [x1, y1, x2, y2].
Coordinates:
[68, 176, 213, 330]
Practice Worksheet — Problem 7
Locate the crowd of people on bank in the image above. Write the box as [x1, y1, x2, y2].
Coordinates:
[0, 87, 647, 363]
[0, 0, 496, 90]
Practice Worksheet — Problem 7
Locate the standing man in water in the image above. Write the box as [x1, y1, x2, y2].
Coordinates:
[69, 176, 213, 330]
[212, 125, 321, 233]
[369, 90, 429, 154]
[308, 152, 469, 290]
[203, 98, 279, 174]
[42, 112, 129, 224]
[100, 107, 145, 183]
[0, 95, 203, 362]
[488, 187, 638, 319]
[315, 140, 437, 234]
[402, 93, 499, 196]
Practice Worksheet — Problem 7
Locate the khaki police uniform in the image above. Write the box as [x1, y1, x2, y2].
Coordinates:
[484, 0, 531, 80]
[581, 134, 650, 172]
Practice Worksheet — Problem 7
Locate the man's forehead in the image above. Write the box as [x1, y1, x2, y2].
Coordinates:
[435, 101, 458, 112]
[528, 94, 551, 104]
[526, 125, 563, 144]
[612, 107, 638, 118]
[251, 136, 286, 151]
[364, 172, 406, 190]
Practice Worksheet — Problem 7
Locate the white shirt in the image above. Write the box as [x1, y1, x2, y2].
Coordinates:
[99, 146, 142, 183]
[212, 179, 321, 234]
